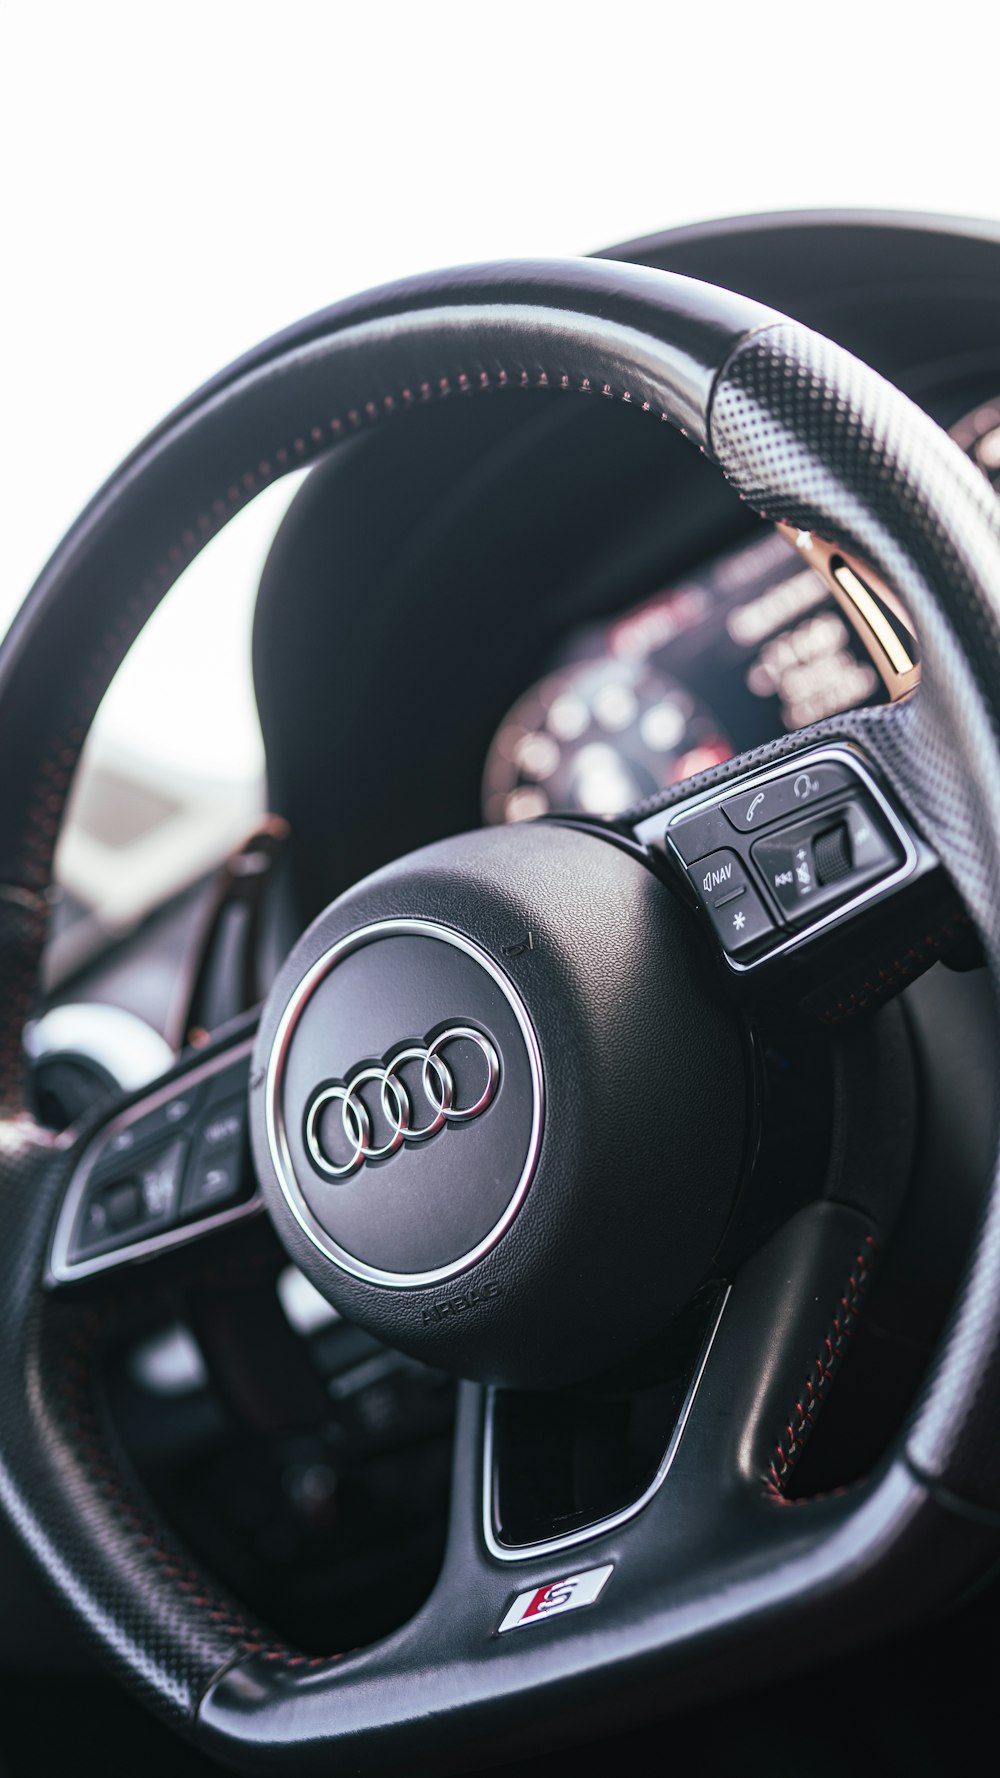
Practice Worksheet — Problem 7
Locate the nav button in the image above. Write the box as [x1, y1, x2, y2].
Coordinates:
[688, 849, 775, 957]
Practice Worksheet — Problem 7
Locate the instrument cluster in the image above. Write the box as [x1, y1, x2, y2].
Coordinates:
[483, 393, 1000, 828]
[482, 528, 883, 826]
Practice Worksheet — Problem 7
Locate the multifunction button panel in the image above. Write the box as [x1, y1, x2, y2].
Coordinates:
[641, 748, 918, 968]
[49, 1039, 259, 1282]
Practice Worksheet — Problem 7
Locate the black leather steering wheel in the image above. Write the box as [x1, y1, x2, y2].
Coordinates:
[3, 259, 1000, 1773]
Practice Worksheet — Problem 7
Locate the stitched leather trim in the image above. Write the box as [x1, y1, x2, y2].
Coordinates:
[55, 1306, 274, 1653]
[765, 1234, 877, 1500]
[0, 896, 49, 1115]
[51, 1266, 346, 1671]
[811, 912, 970, 1025]
[811, 910, 967, 1024]
[19, 374, 665, 905]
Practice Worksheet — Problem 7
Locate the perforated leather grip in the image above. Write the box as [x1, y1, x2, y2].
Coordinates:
[631, 319, 1000, 1506]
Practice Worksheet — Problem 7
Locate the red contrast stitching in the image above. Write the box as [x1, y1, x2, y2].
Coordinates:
[0, 895, 48, 1111]
[57, 1310, 270, 1651]
[17, 368, 670, 898]
[54, 1306, 344, 1671]
[764, 1234, 877, 1501]
[816, 916, 967, 1024]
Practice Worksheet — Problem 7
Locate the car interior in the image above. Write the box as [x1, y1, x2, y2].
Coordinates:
[3, 210, 1000, 1773]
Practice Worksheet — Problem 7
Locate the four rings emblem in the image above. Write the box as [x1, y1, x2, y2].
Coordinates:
[304, 1025, 501, 1180]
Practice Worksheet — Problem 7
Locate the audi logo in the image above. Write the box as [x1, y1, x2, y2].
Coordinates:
[304, 1026, 500, 1179]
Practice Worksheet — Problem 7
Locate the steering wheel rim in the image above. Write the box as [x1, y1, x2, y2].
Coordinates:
[3, 258, 1000, 1770]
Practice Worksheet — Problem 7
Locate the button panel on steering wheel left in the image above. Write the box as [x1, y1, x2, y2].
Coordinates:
[48, 1035, 261, 1283]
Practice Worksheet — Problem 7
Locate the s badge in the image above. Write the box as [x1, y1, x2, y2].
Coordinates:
[497, 1564, 613, 1634]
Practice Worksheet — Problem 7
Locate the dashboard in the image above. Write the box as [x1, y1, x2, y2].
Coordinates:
[481, 529, 883, 825]
[482, 393, 1000, 829]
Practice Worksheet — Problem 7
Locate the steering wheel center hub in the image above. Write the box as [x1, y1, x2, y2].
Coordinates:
[266, 919, 543, 1285]
[252, 821, 750, 1387]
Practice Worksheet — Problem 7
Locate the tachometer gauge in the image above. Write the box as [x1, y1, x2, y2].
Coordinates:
[482, 658, 731, 825]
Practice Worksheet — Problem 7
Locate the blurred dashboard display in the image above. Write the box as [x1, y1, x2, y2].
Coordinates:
[482, 659, 731, 825]
[482, 529, 882, 826]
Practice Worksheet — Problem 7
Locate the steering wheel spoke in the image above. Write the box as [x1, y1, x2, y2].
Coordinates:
[46, 1021, 263, 1288]
[196, 1189, 993, 1769]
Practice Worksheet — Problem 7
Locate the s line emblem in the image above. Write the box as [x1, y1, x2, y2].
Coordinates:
[497, 1564, 613, 1633]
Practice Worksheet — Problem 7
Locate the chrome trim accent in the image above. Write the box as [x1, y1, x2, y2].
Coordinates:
[482, 1284, 730, 1563]
[303, 1025, 500, 1179]
[305, 1081, 372, 1178]
[47, 1038, 261, 1285]
[429, 1027, 500, 1123]
[498, 1563, 614, 1632]
[775, 524, 920, 700]
[391, 1045, 451, 1140]
[635, 744, 922, 973]
[265, 919, 545, 1289]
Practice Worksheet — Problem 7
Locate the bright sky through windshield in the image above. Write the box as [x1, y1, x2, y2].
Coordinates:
[3, 1, 997, 780]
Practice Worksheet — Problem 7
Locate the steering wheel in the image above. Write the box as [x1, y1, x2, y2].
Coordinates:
[3, 260, 1000, 1773]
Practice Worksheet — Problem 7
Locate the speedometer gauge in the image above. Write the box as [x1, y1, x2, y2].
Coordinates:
[482, 522, 892, 830]
[482, 658, 731, 825]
